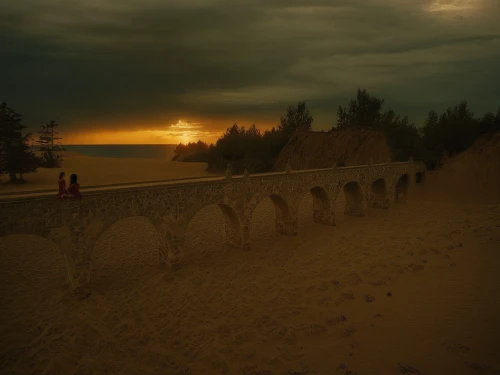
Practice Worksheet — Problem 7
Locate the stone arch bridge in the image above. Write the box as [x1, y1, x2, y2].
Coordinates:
[0, 160, 425, 298]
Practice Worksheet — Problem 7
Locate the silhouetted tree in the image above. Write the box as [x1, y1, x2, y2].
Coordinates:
[422, 101, 479, 165]
[0, 102, 38, 182]
[37, 120, 65, 167]
[334, 89, 422, 161]
[197, 103, 315, 173]
[383, 114, 422, 162]
[216, 124, 248, 161]
[336, 89, 384, 128]
[279, 101, 313, 136]
[478, 106, 500, 134]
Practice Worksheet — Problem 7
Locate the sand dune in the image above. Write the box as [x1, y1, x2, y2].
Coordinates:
[419, 133, 500, 205]
[274, 128, 391, 171]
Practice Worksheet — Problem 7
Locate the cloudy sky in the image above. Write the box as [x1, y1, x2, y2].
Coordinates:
[1, 0, 499, 144]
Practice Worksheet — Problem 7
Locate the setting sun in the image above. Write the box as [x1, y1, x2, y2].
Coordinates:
[180, 132, 192, 144]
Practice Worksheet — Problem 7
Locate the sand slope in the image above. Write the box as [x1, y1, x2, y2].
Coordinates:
[420, 132, 500, 204]
[274, 128, 391, 171]
[1, 188, 499, 374]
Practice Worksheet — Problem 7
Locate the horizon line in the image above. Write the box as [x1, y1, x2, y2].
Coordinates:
[63, 143, 180, 146]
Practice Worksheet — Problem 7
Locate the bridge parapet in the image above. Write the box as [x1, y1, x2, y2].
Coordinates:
[0, 161, 426, 298]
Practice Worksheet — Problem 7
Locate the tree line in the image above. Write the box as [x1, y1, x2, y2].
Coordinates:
[2, 89, 499, 183]
[1, 102, 65, 183]
[174, 89, 500, 173]
[174, 101, 314, 173]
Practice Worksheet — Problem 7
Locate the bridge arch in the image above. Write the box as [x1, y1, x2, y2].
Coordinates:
[299, 186, 335, 226]
[184, 203, 243, 262]
[268, 194, 297, 235]
[218, 203, 243, 247]
[395, 174, 410, 202]
[268, 193, 292, 220]
[310, 186, 330, 210]
[370, 178, 389, 209]
[90, 216, 162, 293]
[343, 181, 365, 216]
[249, 192, 297, 245]
[415, 171, 425, 184]
[90, 215, 171, 261]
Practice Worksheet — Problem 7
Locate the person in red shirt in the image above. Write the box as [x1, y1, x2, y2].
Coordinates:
[56, 172, 69, 199]
[67, 173, 82, 199]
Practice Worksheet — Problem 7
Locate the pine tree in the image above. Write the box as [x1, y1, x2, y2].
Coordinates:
[37, 120, 65, 167]
[0, 102, 38, 182]
[279, 101, 313, 136]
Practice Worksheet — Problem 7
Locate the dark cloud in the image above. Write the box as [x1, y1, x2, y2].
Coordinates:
[1, 0, 499, 139]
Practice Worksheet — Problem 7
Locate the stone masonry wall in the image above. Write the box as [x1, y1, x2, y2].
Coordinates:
[0, 161, 426, 298]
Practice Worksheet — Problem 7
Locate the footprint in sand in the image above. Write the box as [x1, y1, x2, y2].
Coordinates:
[271, 326, 296, 343]
[340, 327, 357, 338]
[407, 264, 425, 272]
[444, 343, 470, 353]
[241, 365, 273, 375]
[332, 279, 343, 289]
[465, 361, 499, 374]
[318, 296, 332, 306]
[339, 363, 359, 375]
[344, 272, 363, 286]
[317, 282, 329, 292]
[397, 362, 421, 374]
[335, 292, 355, 306]
[364, 294, 375, 302]
[298, 323, 328, 336]
[326, 314, 347, 325]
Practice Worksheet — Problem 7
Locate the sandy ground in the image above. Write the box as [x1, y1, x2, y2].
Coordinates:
[1, 178, 499, 374]
[0, 152, 211, 193]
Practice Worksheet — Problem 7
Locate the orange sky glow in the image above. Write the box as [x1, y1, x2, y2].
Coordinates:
[61, 120, 270, 145]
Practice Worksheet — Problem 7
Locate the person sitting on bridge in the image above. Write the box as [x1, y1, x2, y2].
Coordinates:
[56, 171, 70, 199]
[66, 174, 82, 199]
